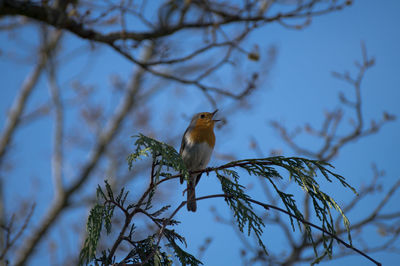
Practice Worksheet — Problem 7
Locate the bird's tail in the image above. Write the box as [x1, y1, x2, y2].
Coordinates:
[187, 181, 197, 212]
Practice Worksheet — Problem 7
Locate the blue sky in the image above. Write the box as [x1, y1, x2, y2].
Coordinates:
[175, 1, 400, 265]
[1, 0, 399, 265]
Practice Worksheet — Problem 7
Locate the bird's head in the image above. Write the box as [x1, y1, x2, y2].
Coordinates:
[191, 109, 220, 128]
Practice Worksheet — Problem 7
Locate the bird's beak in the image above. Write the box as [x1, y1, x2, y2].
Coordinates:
[212, 109, 220, 122]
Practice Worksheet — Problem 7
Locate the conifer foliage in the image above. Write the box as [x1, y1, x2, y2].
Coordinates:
[80, 134, 359, 265]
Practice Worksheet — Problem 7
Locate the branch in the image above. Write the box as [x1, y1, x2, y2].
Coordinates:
[265, 43, 397, 265]
[348, 179, 400, 231]
[82, 133, 366, 265]
[297, 178, 400, 264]
[46, 29, 65, 195]
[155, 159, 275, 187]
[0, 0, 350, 105]
[14, 43, 156, 266]
[272, 42, 395, 163]
[140, 193, 380, 266]
[0, 0, 351, 46]
[0, 31, 61, 165]
[200, 194, 381, 266]
[0, 204, 35, 260]
[109, 43, 253, 100]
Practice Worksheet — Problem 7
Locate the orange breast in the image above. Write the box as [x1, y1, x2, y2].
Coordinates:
[188, 125, 216, 148]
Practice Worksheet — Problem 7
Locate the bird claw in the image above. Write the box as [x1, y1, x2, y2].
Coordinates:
[205, 167, 212, 176]
[182, 188, 188, 196]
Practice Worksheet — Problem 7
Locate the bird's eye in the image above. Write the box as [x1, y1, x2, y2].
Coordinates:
[200, 114, 205, 118]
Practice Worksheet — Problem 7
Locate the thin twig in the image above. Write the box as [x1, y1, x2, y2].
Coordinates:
[0, 204, 35, 260]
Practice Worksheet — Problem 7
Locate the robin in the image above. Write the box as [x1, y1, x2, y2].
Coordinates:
[180, 110, 219, 212]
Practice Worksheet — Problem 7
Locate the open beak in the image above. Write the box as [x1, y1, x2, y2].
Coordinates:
[212, 109, 220, 122]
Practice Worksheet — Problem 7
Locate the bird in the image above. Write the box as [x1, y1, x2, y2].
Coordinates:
[179, 110, 219, 212]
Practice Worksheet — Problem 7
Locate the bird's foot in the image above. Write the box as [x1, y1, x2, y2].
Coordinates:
[205, 167, 213, 176]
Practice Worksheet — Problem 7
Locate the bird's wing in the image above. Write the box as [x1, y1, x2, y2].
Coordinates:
[179, 126, 190, 184]
[179, 132, 186, 155]
[180, 125, 193, 154]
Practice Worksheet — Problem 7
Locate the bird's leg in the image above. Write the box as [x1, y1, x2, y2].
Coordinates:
[205, 167, 213, 176]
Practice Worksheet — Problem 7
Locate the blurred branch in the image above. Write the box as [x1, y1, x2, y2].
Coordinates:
[267, 43, 398, 265]
[0, 0, 351, 45]
[0, 9, 62, 266]
[0, 31, 60, 265]
[0, 0, 351, 102]
[297, 180, 400, 262]
[14, 43, 156, 266]
[348, 180, 400, 231]
[272, 42, 395, 162]
[45, 28, 65, 196]
[0, 204, 35, 261]
[109, 43, 256, 101]
[0, 31, 61, 166]
[2, 1, 387, 265]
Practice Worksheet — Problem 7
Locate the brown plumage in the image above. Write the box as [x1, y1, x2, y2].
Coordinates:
[179, 110, 219, 212]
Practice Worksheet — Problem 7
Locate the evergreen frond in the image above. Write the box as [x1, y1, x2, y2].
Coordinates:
[80, 135, 358, 265]
[131, 235, 173, 266]
[164, 229, 203, 266]
[128, 134, 190, 181]
[216, 169, 267, 255]
[79, 203, 114, 265]
[215, 156, 356, 259]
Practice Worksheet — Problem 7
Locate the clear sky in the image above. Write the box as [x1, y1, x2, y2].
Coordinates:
[1, 0, 399, 265]
[181, 1, 400, 265]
